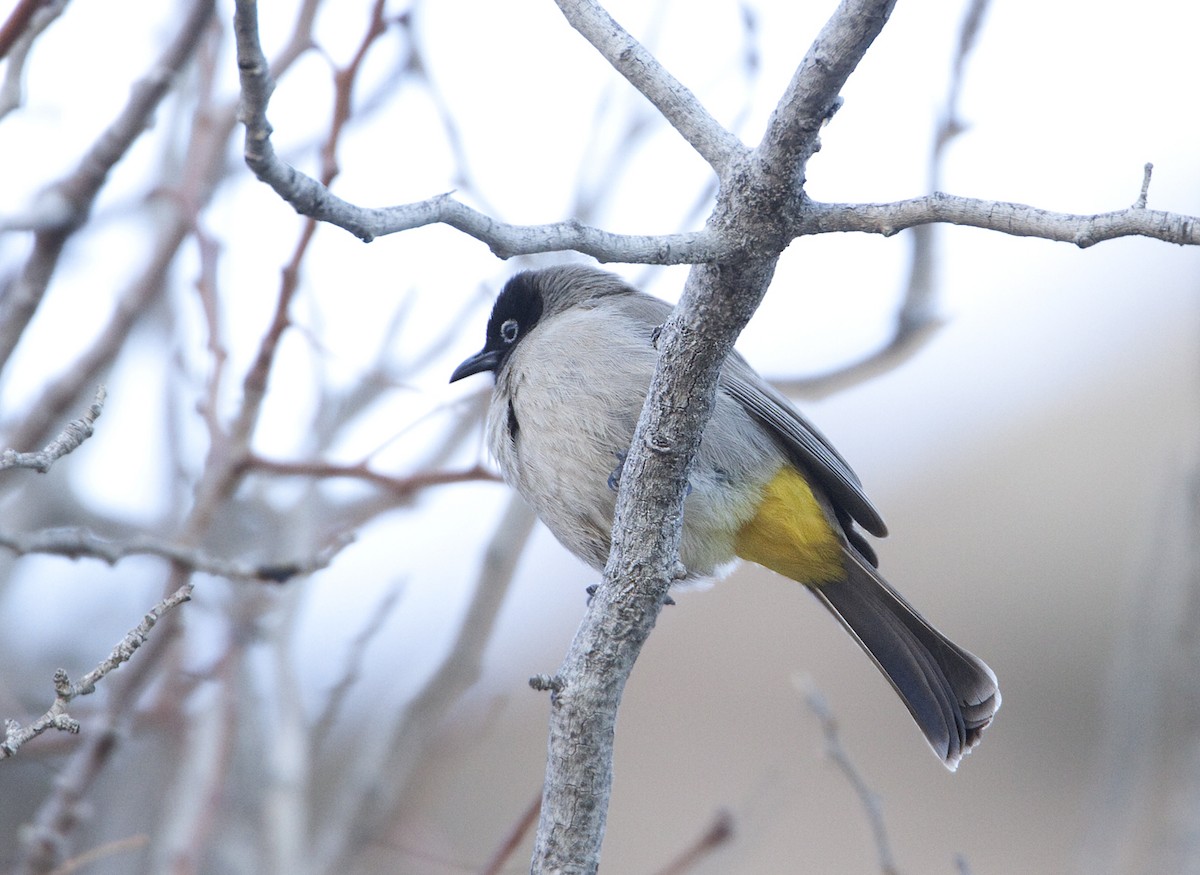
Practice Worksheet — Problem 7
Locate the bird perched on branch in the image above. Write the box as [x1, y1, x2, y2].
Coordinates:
[451, 264, 1000, 769]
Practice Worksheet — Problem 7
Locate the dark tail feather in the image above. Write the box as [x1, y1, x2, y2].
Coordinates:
[811, 550, 1001, 770]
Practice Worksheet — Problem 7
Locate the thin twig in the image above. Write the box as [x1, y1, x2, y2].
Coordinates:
[551, 0, 746, 174]
[480, 792, 543, 875]
[314, 494, 538, 872]
[898, 0, 988, 334]
[1134, 161, 1154, 210]
[249, 457, 499, 495]
[1, 585, 193, 759]
[310, 582, 405, 753]
[0, 385, 105, 473]
[652, 809, 735, 875]
[798, 677, 900, 875]
[0, 526, 352, 582]
[42, 834, 150, 875]
[0, 0, 216, 374]
[778, 0, 988, 397]
[0, 0, 67, 120]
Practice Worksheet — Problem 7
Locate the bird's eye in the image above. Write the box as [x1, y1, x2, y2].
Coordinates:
[500, 318, 519, 343]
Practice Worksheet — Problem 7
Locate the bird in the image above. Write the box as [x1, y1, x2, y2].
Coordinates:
[450, 264, 1000, 769]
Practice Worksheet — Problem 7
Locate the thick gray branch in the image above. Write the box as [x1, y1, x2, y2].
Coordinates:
[531, 1, 900, 871]
[756, 0, 898, 189]
[226, 0, 1200, 871]
[232, 0, 1200, 264]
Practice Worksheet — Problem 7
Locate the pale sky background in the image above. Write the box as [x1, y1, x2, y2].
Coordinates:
[1, 0, 1199, 872]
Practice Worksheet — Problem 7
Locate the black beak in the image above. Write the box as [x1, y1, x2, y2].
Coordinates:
[450, 348, 502, 383]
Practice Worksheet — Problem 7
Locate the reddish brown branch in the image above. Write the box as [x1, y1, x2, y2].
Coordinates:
[480, 792, 543, 875]
[321, 0, 388, 184]
[0, 0, 50, 59]
[652, 810, 735, 875]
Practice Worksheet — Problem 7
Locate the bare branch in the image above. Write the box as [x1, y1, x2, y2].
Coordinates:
[1134, 161, 1154, 210]
[480, 792, 543, 875]
[232, 0, 728, 259]
[314, 494, 537, 872]
[0, 0, 54, 59]
[551, 0, 747, 174]
[248, 457, 499, 496]
[798, 677, 900, 875]
[40, 834, 150, 875]
[652, 809, 735, 875]
[757, 0, 898, 187]
[232, 0, 1200, 270]
[310, 583, 404, 753]
[1, 585, 193, 760]
[0, 515, 349, 762]
[780, 0, 989, 397]
[801, 190, 1200, 247]
[0, 525, 351, 582]
[0, 385, 104, 473]
[0, 0, 216, 375]
[531, 3, 901, 870]
[0, 0, 67, 120]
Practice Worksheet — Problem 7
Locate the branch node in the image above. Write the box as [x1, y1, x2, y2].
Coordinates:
[0, 385, 106, 473]
[52, 668, 72, 697]
[529, 674, 565, 694]
[51, 714, 80, 734]
[1073, 224, 1097, 249]
[1134, 161, 1154, 210]
[645, 434, 673, 454]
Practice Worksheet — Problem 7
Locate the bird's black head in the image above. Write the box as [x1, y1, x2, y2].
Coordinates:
[449, 271, 545, 383]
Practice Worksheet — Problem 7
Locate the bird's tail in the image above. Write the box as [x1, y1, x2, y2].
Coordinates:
[810, 549, 1001, 770]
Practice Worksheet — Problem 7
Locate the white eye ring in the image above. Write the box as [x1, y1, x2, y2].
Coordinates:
[500, 318, 519, 343]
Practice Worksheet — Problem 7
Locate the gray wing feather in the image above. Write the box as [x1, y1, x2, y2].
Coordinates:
[719, 352, 887, 538]
[612, 286, 887, 538]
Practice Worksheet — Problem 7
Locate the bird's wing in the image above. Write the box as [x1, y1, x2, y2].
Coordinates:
[720, 352, 887, 538]
[610, 287, 886, 538]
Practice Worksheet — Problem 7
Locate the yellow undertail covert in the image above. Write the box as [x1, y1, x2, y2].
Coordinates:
[734, 465, 846, 584]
